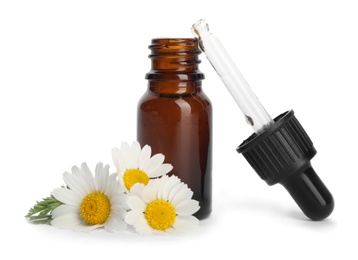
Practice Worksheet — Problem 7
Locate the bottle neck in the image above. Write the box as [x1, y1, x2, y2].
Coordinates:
[146, 38, 204, 94]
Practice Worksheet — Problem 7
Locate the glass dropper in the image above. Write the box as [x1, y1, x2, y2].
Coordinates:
[192, 19, 274, 134]
[192, 19, 334, 221]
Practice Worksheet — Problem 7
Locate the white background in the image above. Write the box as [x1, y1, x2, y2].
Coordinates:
[1, 0, 357, 259]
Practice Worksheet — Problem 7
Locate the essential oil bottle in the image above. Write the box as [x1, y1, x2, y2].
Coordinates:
[137, 38, 212, 220]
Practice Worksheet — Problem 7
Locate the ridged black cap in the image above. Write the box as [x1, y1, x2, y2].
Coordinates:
[237, 110, 334, 221]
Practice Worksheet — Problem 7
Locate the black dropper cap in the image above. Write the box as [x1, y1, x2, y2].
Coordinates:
[237, 110, 334, 221]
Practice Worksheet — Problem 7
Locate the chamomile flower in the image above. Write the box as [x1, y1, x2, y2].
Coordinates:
[125, 175, 200, 234]
[50, 162, 127, 232]
[112, 141, 173, 191]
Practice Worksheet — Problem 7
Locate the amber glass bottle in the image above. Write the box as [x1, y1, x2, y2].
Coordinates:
[137, 38, 212, 220]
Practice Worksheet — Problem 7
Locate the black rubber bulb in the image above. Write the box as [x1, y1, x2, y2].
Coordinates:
[237, 110, 334, 221]
[281, 162, 334, 220]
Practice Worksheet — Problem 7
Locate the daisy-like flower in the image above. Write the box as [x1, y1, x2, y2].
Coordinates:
[51, 162, 127, 232]
[125, 175, 200, 234]
[112, 141, 173, 192]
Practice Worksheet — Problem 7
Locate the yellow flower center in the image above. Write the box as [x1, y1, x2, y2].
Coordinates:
[80, 192, 111, 225]
[145, 199, 176, 230]
[123, 169, 150, 190]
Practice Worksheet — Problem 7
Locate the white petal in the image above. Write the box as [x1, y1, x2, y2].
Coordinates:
[71, 164, 93, 193]
[142, 154, 165, 176]
[105, 214, 127, 232]
[173, 216, 199, 231]
[138, 145, 151, 170]
[71, 166, 92, 194]
[175, 199, 200, 216]
[149, 163, 173, 178]
[168, 182, 186, 203]
[112, 147, 126, 173]
[52, 188, 81, 206]
[120, 142, 131, 170]
[103, 165, 112, 189]
[171, 184, 193, 206]
[110, 193, 128, 209]
[63, 171, 87, 197]
[113, 179, 126, 194]
[129, 183, 145, 196]
[132, 215, 153, 235]
[159, 175, 181, 200]
[75, 224, 103, 232]
[104, 172, 117, 196]
[128, 141, 141, 169]
[164, 227, 177, 234]
[52, 204, 78, 218]
[118, 175, 126, 190]
[95, 162, 107, 191]
[111, 147, 120, 166]
[178, 215, 199, 226]
[71, 165, 81, 176]
[141, 184, 157, 204]
[124, 210, 141, 226]
[80, 162, 95, 191]
[111, 204, 127, 219]
[154, 175, 168, 199]
[51, 213, 82, 228]
[127, 196, 146, 212]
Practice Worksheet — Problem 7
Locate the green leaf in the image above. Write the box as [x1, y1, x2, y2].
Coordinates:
[26, 194, 63, 225]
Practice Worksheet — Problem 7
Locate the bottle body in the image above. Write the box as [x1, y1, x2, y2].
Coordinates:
[137, 38, 212, 219]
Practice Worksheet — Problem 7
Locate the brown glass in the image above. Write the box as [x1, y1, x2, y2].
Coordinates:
[137, 38, 212, 219]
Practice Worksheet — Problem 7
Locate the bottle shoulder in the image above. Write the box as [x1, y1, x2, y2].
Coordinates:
[138, 90, 212, 113]
[139, 90, 211, 103]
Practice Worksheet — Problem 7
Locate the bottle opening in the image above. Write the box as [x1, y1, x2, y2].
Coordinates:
[148, 38, 201, 56]
[146, 38, 204, 82]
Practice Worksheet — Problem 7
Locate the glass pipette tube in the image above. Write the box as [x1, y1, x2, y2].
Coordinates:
[192, 19, 274, 134]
